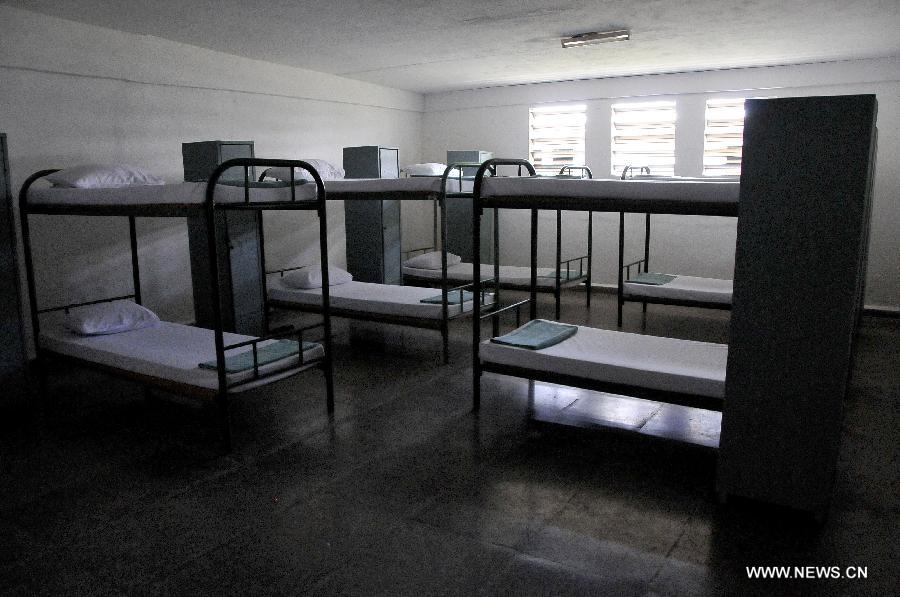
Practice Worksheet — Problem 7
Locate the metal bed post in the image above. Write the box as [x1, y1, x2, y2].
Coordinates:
[472, 164, 486, 411]
[128, 216, 142, 305]
[492, 206, 500, 338]
[643, 213, 651, 314]
[586, 211, 593, 308]
[312, 167, 335, 415]
[440, 191, 450, 364]
[258, 205, 270, 333]
[530, 209, 538, 321]
[203, 167, 232, 452]
[617, 212, 625, 327]
[555, 209, 562, 320]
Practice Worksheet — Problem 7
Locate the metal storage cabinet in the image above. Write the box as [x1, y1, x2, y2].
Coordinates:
[0, 133, 28, 389]
[717, 95, 878, 517]
[343, 146, 402, 284]
[184, 141, 266, 336]
[446, 150, 493, 263]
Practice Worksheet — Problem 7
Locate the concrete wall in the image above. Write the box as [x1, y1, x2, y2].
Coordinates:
[0, 5, 426, 325]
[422, 58, 900, 309]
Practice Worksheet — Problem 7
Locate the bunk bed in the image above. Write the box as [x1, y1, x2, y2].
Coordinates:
[470, 158, 736, 417]
[402, 164, 596, 320]
[616, 168, 735, 325]
[20, 158, 335, 451]
[258, 165, 494, 364]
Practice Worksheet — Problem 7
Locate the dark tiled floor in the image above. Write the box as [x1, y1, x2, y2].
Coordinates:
[0, 291, 896, 595]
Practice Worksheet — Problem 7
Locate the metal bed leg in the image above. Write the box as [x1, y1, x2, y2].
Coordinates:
[617, 212, 625, 327]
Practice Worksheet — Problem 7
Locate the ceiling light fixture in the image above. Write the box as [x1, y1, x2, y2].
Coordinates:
[560, 29, 630, 48]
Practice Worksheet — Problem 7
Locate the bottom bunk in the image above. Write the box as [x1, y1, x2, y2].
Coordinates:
[622, 273, 733, 308]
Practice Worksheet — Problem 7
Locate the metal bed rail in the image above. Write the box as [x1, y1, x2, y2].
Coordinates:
[223, 321, 326, 391]
[36, 294, 138, 315]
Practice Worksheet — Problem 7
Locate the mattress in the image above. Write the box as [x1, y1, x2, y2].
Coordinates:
[267, 279, 486, 319]
[39, 317, 324, 393]
[624, 275, 733, 305]
[324, 176, 460, 198]
[480, 177, 739, 205]
[27, 181, 320, 208]
[480, 324, 727, 399]
[403, 262, 585, 289]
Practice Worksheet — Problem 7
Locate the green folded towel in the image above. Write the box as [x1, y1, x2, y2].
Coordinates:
[490, 319, 578, 350]
[217, 180, 308, 188]
[628, 272, 677, 285]
[198, 339, 318, 373]
[420, 290, 473, 304]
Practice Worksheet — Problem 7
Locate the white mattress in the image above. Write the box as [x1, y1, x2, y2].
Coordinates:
[267, 279, 485, 319]
[624, 275, 733, 305]
[480, 325, 727, 399]
[480, 177, 739, 204]
[39, 317, 324, 393]
[324, 177, 460, 197]
[403, 262, 583, 288]
[27, 182, 320, 207]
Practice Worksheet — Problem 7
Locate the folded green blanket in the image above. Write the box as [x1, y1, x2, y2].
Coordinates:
[217, 180, 308, 188]
[628, 272, 677, 285]
[537, 269, 584, 281]
[198, 339, 318, 373]
[490, 319, 578, 350]
[420, 290, 473, 304]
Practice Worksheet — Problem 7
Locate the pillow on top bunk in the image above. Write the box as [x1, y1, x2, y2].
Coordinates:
[282, 266, 353, 289]
[403, 251, 461, 270]
[265, 160, 345, 182]
[402, 163, 447, 176]
[65, 301, 160, 335]
[45, 164, 165, 188]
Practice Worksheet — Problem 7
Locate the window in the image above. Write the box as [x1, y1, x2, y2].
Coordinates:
[611, 101, 676, 177]
[529, 104, 586, 175]
[703, 98, 745, 176]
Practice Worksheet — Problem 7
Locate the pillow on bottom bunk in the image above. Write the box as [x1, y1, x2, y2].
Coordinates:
[46, 164, 165, 188]
[65, 301, 160, 335]
[403, 251, 462, 270]
[282, 266, 353, 289]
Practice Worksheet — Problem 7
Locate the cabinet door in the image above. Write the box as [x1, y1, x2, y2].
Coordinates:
[344, 200, 385, 283]
[379, 148, 399, 178]
[218, 143, 255, 182]
[226, 211, 265, 336]
[381, 200, 402, 284]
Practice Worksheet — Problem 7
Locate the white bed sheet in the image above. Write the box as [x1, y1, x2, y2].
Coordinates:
[624, 275, 733, 305]
[27, 181, 321, 207]
[480, 325, 727, 399]
[39, 317, 323, 393]
[267, 279, 485, 319]
[403, 262, 583, 288]
[324, 177, 460, 196]
[480, 177, 739, 204]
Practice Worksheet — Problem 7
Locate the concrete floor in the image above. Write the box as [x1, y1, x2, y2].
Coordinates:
[0, 291, 896, 595]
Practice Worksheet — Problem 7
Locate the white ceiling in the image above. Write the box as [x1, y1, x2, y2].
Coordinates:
[6, 0, 900, 94]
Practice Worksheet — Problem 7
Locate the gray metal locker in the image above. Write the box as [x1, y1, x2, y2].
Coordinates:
[342, 146, 402, 284]
[184, 141, 266, 336]
[446, 150, 493, 263]
[717, 95, 878, 516]
[0, 133, 28, 390]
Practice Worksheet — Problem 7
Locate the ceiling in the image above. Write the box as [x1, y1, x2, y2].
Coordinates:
[6, 0, 900, 94]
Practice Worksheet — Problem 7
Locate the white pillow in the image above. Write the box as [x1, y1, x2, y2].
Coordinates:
[282, 266, 353, 289]
[266, 159, 345, 182]
[402, 163, 447, 176]
[46, 164, 165, 188]
[65, 301, 160, 335]
[403, 251, 461, 270]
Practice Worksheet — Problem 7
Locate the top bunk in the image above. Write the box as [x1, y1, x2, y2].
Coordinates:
[21, 158, 326, 217]
[259, 165, 460, 201]
[474, 159, 740, 216]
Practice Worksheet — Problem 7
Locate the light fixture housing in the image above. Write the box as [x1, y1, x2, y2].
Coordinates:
[560, 29, 630, 48]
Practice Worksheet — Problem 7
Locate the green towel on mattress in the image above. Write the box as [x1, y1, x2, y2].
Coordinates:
[420, 290, 473, 304]
[198, 339, 318, 373]
[217, 180, 308, 188]
[628, 272, 677, 285]
[490, 319, 577, 350]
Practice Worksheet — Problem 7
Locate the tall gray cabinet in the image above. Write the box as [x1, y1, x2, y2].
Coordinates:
[0, 133, 28, 391]
[184, 141, 266, 336]
[445, 150, 493, 263]
[717, 95, 878, 517]
[343, 146, 402, 284]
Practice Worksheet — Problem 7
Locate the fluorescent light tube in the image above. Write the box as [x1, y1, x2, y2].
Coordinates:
[561, 29, 630, 48]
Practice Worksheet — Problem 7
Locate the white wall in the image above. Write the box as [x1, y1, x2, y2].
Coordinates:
[0, 5, 425, 325]
[422, 58, 900, 309]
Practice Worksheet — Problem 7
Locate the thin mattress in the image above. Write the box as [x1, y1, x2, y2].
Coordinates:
[480, 324, 727, 399]
[481, 177, 739, 205]
[403, 262, 585, 288]
[267, 279, 485, 319]
[39, 317, 324, 393]
[324, 177, 459, 197]
[624, 275, 733, 305]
